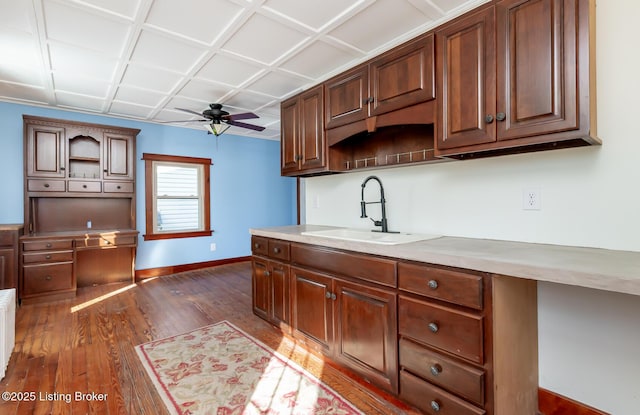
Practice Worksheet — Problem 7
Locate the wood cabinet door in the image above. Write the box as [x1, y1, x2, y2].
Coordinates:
[299, 85, 326, 172]
[334, 279, 398, 394]
[0, 248, 15, 290]
[251, 258, 270, 320]
[436, 7, 496, 150]
[270, 261, 290, 328]
[324, 64, 368, 129]
[280, 96, 300, 175]
[291, 267, 333, 353]
[370, 33, 435, 117]
[496, 0, 579, 140]
[26, 124, 66, 178]
[104, 133, 133, 180]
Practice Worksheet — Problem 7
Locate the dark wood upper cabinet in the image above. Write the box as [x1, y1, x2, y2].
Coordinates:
[280, 85, 327, 176]
[325, 33, 435, 132]
[26, 124, 66, 178]
[104, 132, 134, 181]
[436, 0, 598, 157]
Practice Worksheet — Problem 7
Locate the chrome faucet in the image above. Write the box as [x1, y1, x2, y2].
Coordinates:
[360, 175, 396, 233]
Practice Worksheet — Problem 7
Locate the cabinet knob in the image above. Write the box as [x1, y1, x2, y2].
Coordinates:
[264, 271, 271, 277]
[427, 279, 438, 290]
[60, 167, 65, 171]
[254, 243, 261, 249]
[430, 364, 442, 376]
[496, 112, 506, 121]
[44, 183, 50, 188]
[117, 185, 121, 189]
[484, 114, 494, 124]
[325, 292, 331, 299]
[46, 243, 52, 248]
[45, 275, 52, 281]
[45, 254, 52, 260]
[331, 293, 337, 301]
[430, 400, 441, 412]
[273, 247, 281, 254]
[428, 322, 439, 333]
[82, 184, 87, 188]
[363, 97, 374, 104]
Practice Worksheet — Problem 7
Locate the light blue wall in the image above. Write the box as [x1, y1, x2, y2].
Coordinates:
[0, 101, 297, 270]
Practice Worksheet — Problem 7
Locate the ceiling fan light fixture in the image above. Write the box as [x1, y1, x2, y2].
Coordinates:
[205, 122, 230, 136]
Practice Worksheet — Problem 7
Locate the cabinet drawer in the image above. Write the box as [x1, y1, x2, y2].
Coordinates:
[400, 370, 485, 415]
[0, 231, 15, 246]
[104, 181, 133, 193]
[23, 250, 73, 264]
[75, 235, 136, 248]
[398, 262, 483, 310]
[68, 180, 102, 192]
[23, 239, 73, 251]
[399, 338, 484, 405]
[27, 179, 65, 192]
[23, 263, 73, 295]
[268, 240, 290, 261]
[291, 243, 397, 287]
[399, 296, 484, 364]
[251, 236, 269, 256]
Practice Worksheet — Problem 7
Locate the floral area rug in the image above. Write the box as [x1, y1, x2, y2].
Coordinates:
[135, 321, 365, 415]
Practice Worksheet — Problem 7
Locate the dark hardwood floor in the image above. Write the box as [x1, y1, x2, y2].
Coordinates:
[0, 262, 417, 415]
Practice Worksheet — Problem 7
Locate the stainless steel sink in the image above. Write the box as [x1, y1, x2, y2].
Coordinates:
[301, 228, 441, 245]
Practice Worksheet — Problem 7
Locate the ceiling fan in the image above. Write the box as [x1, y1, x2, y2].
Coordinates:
[162, 103, 265, 136]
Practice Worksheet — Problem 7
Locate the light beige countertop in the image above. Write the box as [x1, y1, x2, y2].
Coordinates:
[250, 225, 640, 297]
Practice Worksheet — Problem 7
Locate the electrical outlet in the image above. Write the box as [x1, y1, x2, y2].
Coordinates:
[522, 188, 542, 210]
[210, 243, 217, 251]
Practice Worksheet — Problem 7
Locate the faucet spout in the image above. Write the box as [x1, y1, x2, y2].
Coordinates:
[360, 175, 391, 233]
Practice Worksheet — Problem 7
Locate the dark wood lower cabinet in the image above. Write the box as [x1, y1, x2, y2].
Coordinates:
[251, 236, 539, 414]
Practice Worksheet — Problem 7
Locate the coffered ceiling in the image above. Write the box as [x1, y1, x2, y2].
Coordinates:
[0, 0, 488, 140]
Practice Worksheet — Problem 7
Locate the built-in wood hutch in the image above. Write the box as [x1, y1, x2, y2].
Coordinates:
[20, 115, 139, 303]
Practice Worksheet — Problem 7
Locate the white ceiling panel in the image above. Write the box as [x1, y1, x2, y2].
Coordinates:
[75, 0, 142, 20]
[130, 30, 208, 74]
[0, 0, 488, 140]
[120, 64, 184, 93]
[0, 82, 48, 104]
[55, 91, 104, 112]
[53, 73, 111, 97]
[43, 0, 131, 56]
[279, 40, 361, 80]
[246, 71, 308, 98]
[329, 0, 431, 53]
[196, 54, 264, 87]
[263, 0, 361, 31]
[145, 0, 243, 44]
[222, 13, 308, 65]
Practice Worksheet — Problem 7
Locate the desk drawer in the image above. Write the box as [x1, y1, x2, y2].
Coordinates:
[399, 262, 483, 309]
[27, 179, 65, 192]
[23, 239, 73, 251]
[400, 370, 485, 415]
[68, 180, 101, 192]
[104, 181, 133, 193]
[268, 239, 290, 261]
[251, 236, 269, 256]
[399, 296, 484, 364]
[23, 263, 73, 294]
[23, 250, 73, 264]
[400, 338, 484, 405]
[75, 235, 136, 248]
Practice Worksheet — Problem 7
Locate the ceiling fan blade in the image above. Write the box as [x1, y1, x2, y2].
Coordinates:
[159, 119, 208, 123]
[226, 111, 259, 121]
[226, 120, 266, 131]
[176, 108, 207, 117]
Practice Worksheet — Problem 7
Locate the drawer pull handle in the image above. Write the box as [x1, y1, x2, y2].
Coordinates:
[45, 275, 52, 281]
[430, 400, 441, 412]
[273, 247, 281, 254]
[428, 322, 439, 333]
[430, 364, 442, 376]
[117, 185, 121, 189]
[44, 183, 50, 188]
[254, 243, 261, 249]
[45, 255, 52, 259]
[46, 243, 52, 248]
[428, 279, 438, 290]
[82, 184, 87, 188]
[325, 292, 331, 299]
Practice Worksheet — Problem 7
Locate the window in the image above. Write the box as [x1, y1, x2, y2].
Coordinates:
[142, 153, 212, 240]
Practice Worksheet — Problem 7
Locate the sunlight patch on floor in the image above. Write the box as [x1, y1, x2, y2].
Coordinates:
[70, 283, 137, 313]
